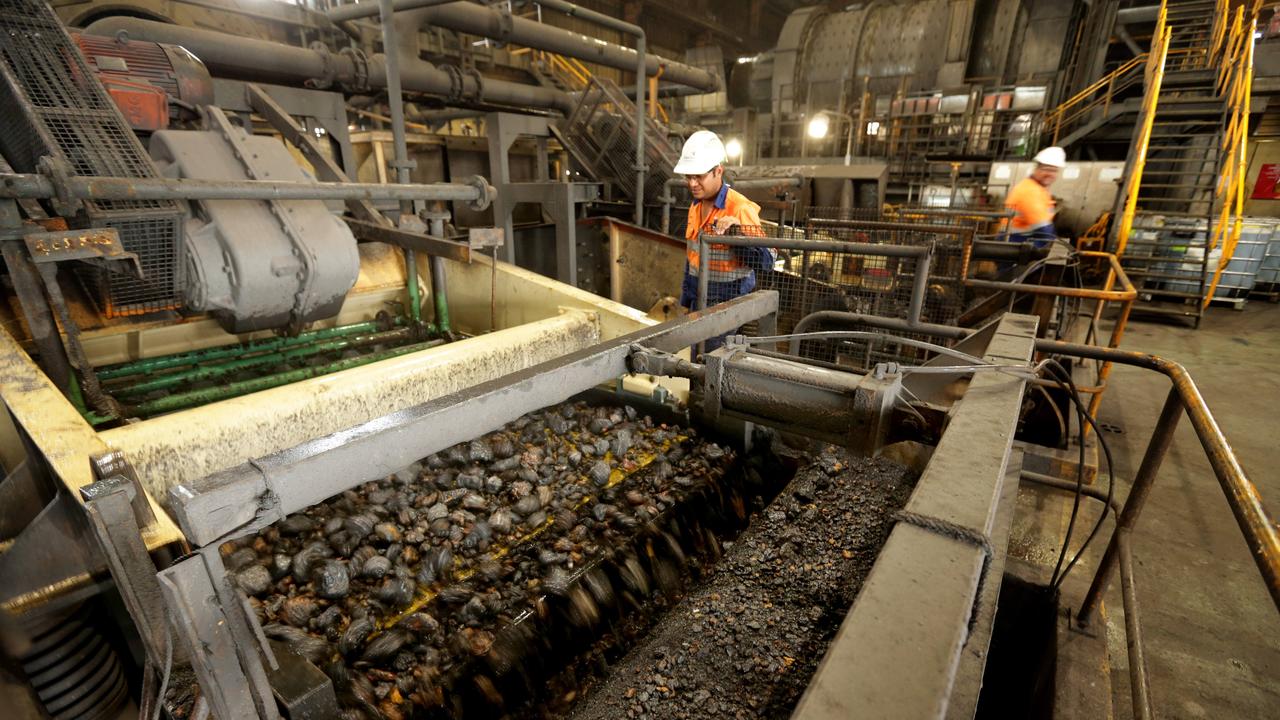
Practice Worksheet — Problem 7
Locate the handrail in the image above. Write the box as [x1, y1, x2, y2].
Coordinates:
[1115, 1, 1171, 256]
[1044, 55, 1148, 144]
[1033, 339, 1280, 620]
[1204, 10, 1254, 306]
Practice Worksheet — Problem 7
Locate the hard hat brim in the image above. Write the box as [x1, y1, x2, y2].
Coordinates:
[674, 157, 720, 175]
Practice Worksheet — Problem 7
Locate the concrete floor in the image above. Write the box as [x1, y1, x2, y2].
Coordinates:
[1093, 303, 1280, 718]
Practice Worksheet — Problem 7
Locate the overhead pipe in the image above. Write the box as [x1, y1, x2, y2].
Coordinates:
[82, 17, 575, 115]
[377, 0, 720, 93]
[0, 173, 494, 206]
[327, 0, 457, 22]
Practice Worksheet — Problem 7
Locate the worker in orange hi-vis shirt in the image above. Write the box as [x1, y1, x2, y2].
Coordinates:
[1004, 146, 1065, 249]
[674, 130, 772, 352]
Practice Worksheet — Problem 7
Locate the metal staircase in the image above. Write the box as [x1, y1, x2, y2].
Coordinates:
[1109, 0, 1256, 326]
[525, 49, 679, 209]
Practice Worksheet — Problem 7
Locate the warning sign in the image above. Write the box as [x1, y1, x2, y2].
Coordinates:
[1251, 163, 1280, 200]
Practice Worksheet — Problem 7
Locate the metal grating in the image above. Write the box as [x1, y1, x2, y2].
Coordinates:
[700, 209, 973, 370]
[0, 0, 184, 315]
[557, 75, 679, 203]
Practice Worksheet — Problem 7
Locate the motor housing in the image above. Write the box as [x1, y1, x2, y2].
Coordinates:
[149, 113, 359, 334]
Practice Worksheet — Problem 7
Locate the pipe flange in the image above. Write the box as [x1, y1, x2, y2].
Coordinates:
[494, 9, 515, 47]
[36, 156, 79, 216]
[339, 47, 371, 93]
[464, 175, 494, 212]
[306, 42, 336, 89]
[463, 67, 485, 103]
[442, 64, 465, 103]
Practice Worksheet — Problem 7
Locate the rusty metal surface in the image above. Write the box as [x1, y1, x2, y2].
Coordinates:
[22, 227, 141, 278]
[590, 217, 686, 311]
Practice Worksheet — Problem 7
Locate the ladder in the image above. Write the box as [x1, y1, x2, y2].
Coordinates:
[1111, 0, 1256, 326]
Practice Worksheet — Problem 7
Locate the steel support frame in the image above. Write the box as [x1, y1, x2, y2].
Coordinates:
[697, 232, 933, 327]
[486, 111, 601, 285]
[791, 313, 1038, 720]
[967, 250, 1137, 420]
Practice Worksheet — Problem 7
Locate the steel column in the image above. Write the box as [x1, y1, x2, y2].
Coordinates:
[1117, 529, 1154, 720]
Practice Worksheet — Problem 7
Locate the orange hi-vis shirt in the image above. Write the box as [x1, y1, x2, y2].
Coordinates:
[685, 184, 763, 280]
[1004, 176, 1055, 233]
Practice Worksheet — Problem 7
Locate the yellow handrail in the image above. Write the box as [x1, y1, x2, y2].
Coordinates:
[1203, 14, 1255, 307]
[1115, 2, 1171, 257]
[1044, 55, 1147, 143]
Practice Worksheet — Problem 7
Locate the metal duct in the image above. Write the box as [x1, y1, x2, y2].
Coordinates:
[82, 17, 575, 115]
[329, 0, 720, 93]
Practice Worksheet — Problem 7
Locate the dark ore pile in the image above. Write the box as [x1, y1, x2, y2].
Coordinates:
[210, 401, 778, 720]
[566, 448, 917, 720]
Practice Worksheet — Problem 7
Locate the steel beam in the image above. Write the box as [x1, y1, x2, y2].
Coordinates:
[344, 217, 471, 262]
[168, 291, 778, 547]
[102, 310, 602, 499]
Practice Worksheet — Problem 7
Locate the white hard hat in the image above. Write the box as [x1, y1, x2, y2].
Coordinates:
[1033, 146, 1067, 168]
[674, 130, 726, 175]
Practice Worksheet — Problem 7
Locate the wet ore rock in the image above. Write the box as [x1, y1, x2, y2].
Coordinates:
[314, 561, 350, 600]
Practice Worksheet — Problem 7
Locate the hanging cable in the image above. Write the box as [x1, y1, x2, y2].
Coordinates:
[1041, 358, 1117, 592]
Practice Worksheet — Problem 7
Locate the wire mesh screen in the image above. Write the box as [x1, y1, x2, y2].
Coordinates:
[557, 76, 679, 203]
[0, 0, 184, 315]
[696, 211, 973, 370]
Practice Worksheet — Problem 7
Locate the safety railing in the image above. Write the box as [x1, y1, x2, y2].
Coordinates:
[1043, 55, 1148, 145]
[1114, 2, 1172, 256]
[535, 48, 592, 91]
[1037, 338, 1280, 720]
[757, 301, 1280, 720]
[1204, 6, 1255, 305]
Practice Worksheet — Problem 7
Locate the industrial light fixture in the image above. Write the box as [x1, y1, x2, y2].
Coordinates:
[807, 111, 856, 165]
[724, 137, 743, 160]
[866, 120, 881, 136]
[806, 114, 830, 139]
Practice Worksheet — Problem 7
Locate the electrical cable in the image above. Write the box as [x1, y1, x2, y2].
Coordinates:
[1034, 383, 1069, 443]
[1044, 360, 1086, 590]
[753, 329, 1113, 592]
[1042, 358, 1116, 592]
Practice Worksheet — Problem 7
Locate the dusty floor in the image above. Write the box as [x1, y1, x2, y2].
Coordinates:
[1088, 303, 1280, 719]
